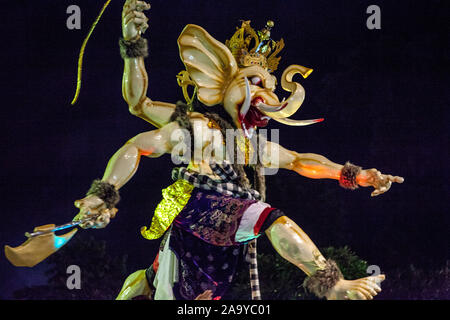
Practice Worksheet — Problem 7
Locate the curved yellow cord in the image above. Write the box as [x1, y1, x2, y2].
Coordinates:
[71, 0, 112, 105]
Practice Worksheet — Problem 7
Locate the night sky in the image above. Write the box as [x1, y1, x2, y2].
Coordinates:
[0, 0, 448, 299]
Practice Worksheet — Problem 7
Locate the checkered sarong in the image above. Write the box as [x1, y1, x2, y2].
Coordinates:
[172, 161, 262, 300]
[172, 161, 261, 200]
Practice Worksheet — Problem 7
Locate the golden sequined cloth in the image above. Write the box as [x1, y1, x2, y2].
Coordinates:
[140, 179, 194, 240]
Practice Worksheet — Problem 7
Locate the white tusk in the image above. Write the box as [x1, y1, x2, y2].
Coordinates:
[272, 117, 324, 126]
[240, 77, 252, 118]
[255, 100, 287, 113]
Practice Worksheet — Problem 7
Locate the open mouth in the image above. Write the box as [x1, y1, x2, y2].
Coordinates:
[236, 77, 325, 135]
[237, 77, 289, 138]
[238, 97, 287, 138]
[239, 97, 272, 130]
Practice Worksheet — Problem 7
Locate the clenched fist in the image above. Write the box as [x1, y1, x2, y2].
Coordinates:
[73, 194, 118, 229]
[122, 0, 151, 41]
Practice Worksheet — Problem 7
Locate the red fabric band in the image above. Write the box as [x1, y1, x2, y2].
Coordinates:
[253, 207, 276, 235]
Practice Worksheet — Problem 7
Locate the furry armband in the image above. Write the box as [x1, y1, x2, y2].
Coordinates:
[303, 259, 344, 298]
[339, 161, 362, 190]
[119, 37, 149, 59]
[170, 101, 193, 133]
[86, 179, 120, 209]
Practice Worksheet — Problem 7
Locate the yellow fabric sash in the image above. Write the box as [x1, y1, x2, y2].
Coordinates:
[140, 179, 194, 240]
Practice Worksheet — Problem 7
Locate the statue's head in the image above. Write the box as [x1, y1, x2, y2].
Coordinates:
[177, 21, 323, 137]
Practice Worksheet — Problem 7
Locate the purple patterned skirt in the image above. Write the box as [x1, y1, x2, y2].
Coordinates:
[164, 188, 267, 300]
[173, 187, 258, 246]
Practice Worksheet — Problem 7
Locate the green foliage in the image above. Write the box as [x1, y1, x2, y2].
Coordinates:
[321, 245, 368, 280]
[225, 253, 309, 300]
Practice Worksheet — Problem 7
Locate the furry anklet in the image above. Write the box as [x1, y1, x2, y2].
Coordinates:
[303, 259, 343, 298]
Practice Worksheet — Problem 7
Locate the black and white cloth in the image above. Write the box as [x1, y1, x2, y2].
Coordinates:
[171, 161, 262, 200]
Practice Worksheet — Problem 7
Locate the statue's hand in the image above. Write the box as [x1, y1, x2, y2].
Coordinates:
[122, 0, 151, 41]
[357, 168, 404, 197]
[73, 195, 117, 229]
[326, 274, 385, 300]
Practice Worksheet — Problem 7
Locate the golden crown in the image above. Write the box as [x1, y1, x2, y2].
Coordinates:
[225, 20, 285, 73]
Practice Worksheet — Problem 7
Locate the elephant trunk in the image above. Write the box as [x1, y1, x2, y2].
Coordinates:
[270, 64, 312, 119]
[264, 64, 323, 127]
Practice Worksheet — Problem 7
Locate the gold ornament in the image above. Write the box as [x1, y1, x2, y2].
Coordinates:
[225, 20, 285, 73]
[177, 20, 285, 104]
[176, 70, 198, 107]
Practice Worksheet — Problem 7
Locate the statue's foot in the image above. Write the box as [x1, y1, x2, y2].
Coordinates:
[326, 274, 385, 300]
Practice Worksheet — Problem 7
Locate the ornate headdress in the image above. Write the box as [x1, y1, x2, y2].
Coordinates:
[178, 20, 285, 105]
[225, 20, 285, 73]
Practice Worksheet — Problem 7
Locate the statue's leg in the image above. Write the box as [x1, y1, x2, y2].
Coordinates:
[265, 216, 385, 300]
[116, 269, 152, 300]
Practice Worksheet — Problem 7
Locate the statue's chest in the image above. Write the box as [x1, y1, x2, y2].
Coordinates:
[195, 119, 256, 165]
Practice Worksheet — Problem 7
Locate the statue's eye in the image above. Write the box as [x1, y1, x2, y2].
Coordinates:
[251, 76, 262, 87]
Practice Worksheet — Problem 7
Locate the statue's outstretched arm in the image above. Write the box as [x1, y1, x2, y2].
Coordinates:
[262, 140, 404, 196]
[260, 141, 401, 299]
[73, 121, 179, 228]
[121, 0, 175, 128]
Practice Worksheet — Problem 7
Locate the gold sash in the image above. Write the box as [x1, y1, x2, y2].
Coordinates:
[140, 179, 194, 240]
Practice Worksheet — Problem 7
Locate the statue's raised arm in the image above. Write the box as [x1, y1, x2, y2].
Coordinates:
[121, 0, 175, 128]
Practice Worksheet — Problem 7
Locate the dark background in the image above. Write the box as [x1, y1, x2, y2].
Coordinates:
[0, 0, 448, 299]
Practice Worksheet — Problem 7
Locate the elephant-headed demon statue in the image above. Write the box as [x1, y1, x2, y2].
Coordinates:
[72, 0, 404, 300]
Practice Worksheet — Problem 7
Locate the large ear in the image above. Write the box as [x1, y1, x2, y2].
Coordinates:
[178, 24, 239, 106]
